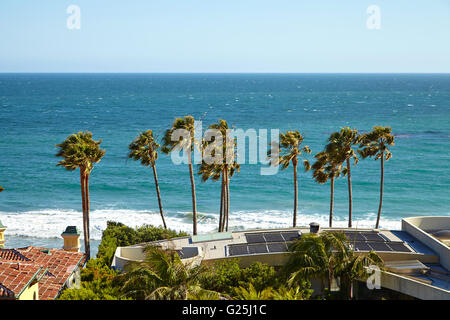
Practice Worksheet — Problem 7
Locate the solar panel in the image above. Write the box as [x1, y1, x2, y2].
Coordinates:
[245, 233, 266, 244]
[368, 242, 392, 252]
[248, 244, 268, 254]
[176, 247, 199, 259]
[345, 232, 366, 242]
[281, 232, 300, 241]
[387, 242, 412, 253]
[263, 232, 284, 242]
[267, 242, 288, 253]
[362, 233, 385, 242]
[228, 244, 249, 256]
[353, 242, 371, 251]
[378, 233, 391, 242]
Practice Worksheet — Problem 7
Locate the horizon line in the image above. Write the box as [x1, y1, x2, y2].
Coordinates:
[1, 72, 450, 75]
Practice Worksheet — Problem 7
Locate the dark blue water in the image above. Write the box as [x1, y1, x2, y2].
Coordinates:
[1, 74, 449, 247]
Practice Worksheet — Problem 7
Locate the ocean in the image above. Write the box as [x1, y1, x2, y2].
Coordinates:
[1, 73, 449, 254]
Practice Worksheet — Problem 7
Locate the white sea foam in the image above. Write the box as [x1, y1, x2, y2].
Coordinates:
[0, 208, 402, 240]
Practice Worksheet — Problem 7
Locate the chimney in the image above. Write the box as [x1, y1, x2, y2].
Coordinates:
[309, 222, 320, 234]
[0, 220, 6, 248]
[61, 226, 81, 252]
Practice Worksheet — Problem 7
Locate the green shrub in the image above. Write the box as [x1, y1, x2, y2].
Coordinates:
[96, 221, 188, 265]
[201, 259, 280, 296]
[58, 258, 122, 300]
[239, 261, 279, 292]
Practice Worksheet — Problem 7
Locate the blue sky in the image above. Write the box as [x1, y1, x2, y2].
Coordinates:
[0, 0, 449, 72]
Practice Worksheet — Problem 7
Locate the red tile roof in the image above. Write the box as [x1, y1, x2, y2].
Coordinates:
[0, 283, 15, 298]
[0, 249, 31, 262]
[0, 247, 86, 300]
[0, 261, 42, 299]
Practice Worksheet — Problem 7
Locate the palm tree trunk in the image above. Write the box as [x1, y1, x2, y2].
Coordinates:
[79, 169, 88, 259]
[218, 174, 224, 232]
[84, 172, 91, 260]
[293, 160, 298, 228]
[328, 274, 332, 292]
[187, 151, 197, 235]
[346, 158, 353, 228]
[328, 265, 334, 293]
[152, 164, 167, 229]
[329, 176, 334, 227]
[349, 280, 354, 300]
[221, 169, 227, 232]
[225, 166, 230, 232]
[375, 153, 384, 229]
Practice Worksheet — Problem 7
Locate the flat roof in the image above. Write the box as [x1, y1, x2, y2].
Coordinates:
[123, 226, 436, 262]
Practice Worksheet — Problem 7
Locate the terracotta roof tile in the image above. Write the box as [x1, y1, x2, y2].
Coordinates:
[0, 246, 86, 300]
[0, 249, 31, 262]
[0, 283, 15, 298]
[0, 262, 42, 298]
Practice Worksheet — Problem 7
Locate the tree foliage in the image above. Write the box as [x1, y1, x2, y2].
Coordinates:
[56, 131, 105, 174]
[200, 259, 292, 297]
[96, 221, 188, 266]
[118, 246, 221, 300]
[58, 259, 122, 300]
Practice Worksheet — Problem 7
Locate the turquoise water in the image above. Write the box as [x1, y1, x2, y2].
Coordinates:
[1, 73, 449, 250]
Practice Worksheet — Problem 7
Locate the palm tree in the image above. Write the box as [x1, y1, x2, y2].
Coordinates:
[120, 246, 220, 300]
[285, 231, 349, 294]
[326, 128, 360, 228]
[358, 126, 395, 229]
[269, 131, 311, 227]
[198, 160, 239, 232]
[286, 231, 383, 299]
[199, 120, 239, 232]
[128, 130, 167, 229]
[198, 162, 222, 231]
[312, 150, 343, 227]
[56, 131, 105, 260]
[162, 116, 199, 235]
[339, 249, 384, 299]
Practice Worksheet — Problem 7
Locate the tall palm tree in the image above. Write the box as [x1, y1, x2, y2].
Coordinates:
[326, 128, 360, 228]
[120, 246, 220, 300]
[285, 231, 349, 293]
[199, 120, 239, 232]
[312, 150, 343, 227]
[128, 130, 167, 229]
[269, 131, 311, 227]
[198, 161, 222, 230]
[56, 131, 105, 260]
[162, 116, 199, 235]
[358, 126, 395, 229]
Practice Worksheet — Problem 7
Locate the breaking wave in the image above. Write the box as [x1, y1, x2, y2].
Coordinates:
[0, 208, 402, 240]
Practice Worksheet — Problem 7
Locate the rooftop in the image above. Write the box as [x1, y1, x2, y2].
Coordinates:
[112, 216, 450, 300]
[61, 226, 81, 236]
[0, 261, 42, 299]
[0, 246, 86, 300]
[114, 226, 437, 267]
